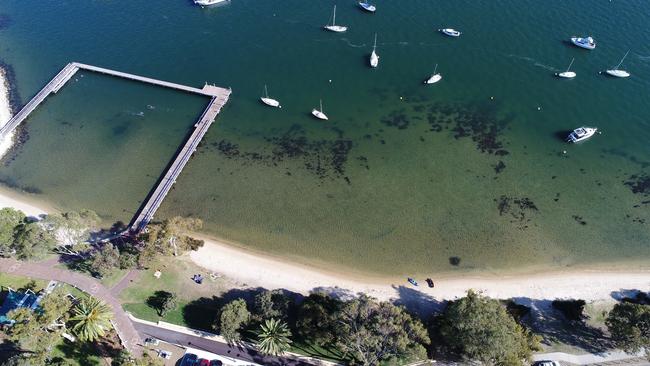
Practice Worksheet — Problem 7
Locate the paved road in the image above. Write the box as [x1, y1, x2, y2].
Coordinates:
[0, 258, 142, 355]
[133, 321, 318, 366]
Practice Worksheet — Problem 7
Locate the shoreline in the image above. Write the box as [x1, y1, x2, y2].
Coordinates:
[0, 66, 15, 160]
[190, 235, 650, 304]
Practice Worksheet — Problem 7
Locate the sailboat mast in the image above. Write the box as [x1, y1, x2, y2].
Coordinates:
[373, 33, 377, 51]
[566, 58, 574, 72]
[320, 99, 323, 113]
[615, 50, 630, 70]
[433, 64, 438, 74]
[332, 5, 336, 26]
[264, 85, 269, 98]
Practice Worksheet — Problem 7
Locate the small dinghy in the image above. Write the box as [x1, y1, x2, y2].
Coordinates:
[358, 1, 376, 13]
[369, 33, 379, 68]
[571, 36, 596, 50]
[408, 277, 418, 286]
[556, 58, 576, 78]
[605, 50, 630, 78]
[424, 64, 442, 84]
[324, 5, 347, 33]
[567, 127, 597, 143]
[312, 99, 328, 120]
[260, 85, 281, 108]
[439, 28, 461, 37]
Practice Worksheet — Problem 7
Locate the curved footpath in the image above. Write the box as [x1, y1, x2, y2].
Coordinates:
[0, 257, 143, 355]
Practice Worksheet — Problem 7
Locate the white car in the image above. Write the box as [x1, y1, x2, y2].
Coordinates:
[158, 350, 172, 359]
[144, 337, 159, 346]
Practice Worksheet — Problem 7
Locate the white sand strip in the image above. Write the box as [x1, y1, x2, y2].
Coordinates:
[191, 237, 650, 303]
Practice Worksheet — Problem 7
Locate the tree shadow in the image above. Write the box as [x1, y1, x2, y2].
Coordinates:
[90, 220, 128, 242]
[392, 285, 447, 318]
[610, 289, 646, 302]
[55, 340, 104, 366]
[182, 287, 269, 331]
[511, 297, 614, 354]
[310, 286, 357, 301]
[147, 290, 173, 316]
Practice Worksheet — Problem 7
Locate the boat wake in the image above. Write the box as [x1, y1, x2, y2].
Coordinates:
[340, 38, 366, 48]
[506, 54, 556, 71]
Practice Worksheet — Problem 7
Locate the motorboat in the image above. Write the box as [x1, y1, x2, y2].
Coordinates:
[439, 28, 461, 37]
[567, 127, 597, 143]
[260, 85, 281, 108]
[324, 5, 347, 33]
[571, 36, 596, 50]
[424, 64, 442, 84]
[312, 100, 328, 120]
[194, 0, 228, 6]
[605, 50, 630, 78]
[369, 33, 379, 68]
[358, 1, 376, 12]
[556, 58, 576, 78]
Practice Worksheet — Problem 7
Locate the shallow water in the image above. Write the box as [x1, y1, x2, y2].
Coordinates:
[0, 0, 648, 275]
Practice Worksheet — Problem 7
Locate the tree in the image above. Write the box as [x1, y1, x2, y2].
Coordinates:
[12, 221, 56, 260]
[439, 290, 540, 365]
[69, 296, 113, 342]
[112, 350, 164, 366]
[217, 299, 250, 343]
[335, 294, 430, 365]
[38, 287, 73, 326]
[296, 292, 340, 346]
[147, 291, 177, 316]
[90, 243, 120, 278]
[137, 216, 204, 265]
[253, 289, 290, 322]
[6, 307, 61, 364]
[42, 210, 101, 257]
[256, 318, 292, 356]
[606, 302, 650, 353]
[0, 207, 26, 257]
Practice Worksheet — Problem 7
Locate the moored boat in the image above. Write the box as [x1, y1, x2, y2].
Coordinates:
[312, 99, 329, 120]
[556, 58, 576, 78]
[260, 85, 281, 108]
[567, 127, 597, 143]
[194, 0, 228, 6]
[571, 36, 596, 50]
[358, 1, 376, 12]
[324, 5, 347, 33]
[439, 28, 461, 37]
[424, 64, 442, 84]
[370, 33, 379, 68]
[605, 50, 631, 78]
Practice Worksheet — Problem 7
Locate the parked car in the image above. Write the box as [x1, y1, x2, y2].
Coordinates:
[210, 360, 223, 366]
[157, 350, 172, 359]
[197, 359, 210, 366]
[182, 353, 198, 366]
[534, 361, 561, 366]
[144, 337, 159, 346]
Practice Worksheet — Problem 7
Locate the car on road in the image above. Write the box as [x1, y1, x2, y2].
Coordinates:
[197, 359, 210, 366]
[181, 353, 198, 366]
[209, 360, 223, 366]
[144, 337, 159, 346]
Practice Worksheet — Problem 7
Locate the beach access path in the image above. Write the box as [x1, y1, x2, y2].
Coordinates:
[0, 257, 143, 355]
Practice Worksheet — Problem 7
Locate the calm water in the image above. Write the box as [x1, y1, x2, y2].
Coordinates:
[0, 0, 649, 275]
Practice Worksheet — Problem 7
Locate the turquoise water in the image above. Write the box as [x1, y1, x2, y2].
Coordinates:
[0, 0, 648, 275]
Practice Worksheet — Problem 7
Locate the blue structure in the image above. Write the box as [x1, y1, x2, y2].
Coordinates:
[0, 290, 43, 324]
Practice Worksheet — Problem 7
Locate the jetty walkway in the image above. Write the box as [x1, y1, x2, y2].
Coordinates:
[0, 62, 231, 233]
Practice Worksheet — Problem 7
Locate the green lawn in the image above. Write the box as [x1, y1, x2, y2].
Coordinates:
[55, 262, 129, 289]
[0, 272, 48, 292]
[119, 256, 227, 330]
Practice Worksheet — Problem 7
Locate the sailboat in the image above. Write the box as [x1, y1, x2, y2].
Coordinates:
[324, 5, 347, 33]
[556, 58, 576, 78]
[260, 85, 281, 108]
[605, 50, 630, 78]
[424, 64, 442, 84]
[369, 33, 379, 68]
[312, 99, 329, 120]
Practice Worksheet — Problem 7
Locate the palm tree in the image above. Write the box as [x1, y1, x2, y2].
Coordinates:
[69, 296, 113, 342]
[256, 318, 292, 356]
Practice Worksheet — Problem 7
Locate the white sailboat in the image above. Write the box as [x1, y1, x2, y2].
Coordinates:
[194, 0, 229, 6]
[324, 5, 347, 33]
[358, 1, 376, 13]
[312, 99, 329, 120]
[439, 28, 461, 37]
[424, 64, 442, 84]
[556, 58, 576, 78]
[370, 33, 379, 68]
[606, 50, 631, 78]
[260, 85, 281, 108]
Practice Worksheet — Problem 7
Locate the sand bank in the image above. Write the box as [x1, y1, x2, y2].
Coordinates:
[0, 66, 14, 160]
[191, 237, 650, 304]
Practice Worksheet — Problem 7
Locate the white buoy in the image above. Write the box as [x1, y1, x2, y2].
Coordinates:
[400, 96, 403, 100]
[537, 107, 541, 111]
[490, 96, 494, 100]
[328, 79, 332, 83]
[563, 150, 567, 154]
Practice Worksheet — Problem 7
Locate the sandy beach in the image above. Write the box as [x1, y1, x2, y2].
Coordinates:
[190, 237, 650, 305]
[0, 66, 15, 160]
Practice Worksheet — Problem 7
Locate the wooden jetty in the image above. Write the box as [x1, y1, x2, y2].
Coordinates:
[0, 62, 231, 233]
